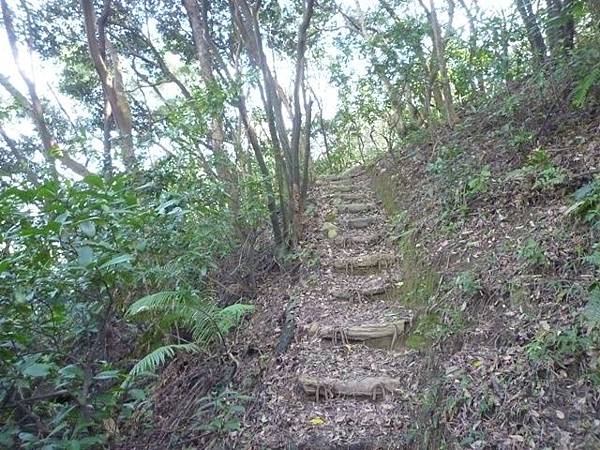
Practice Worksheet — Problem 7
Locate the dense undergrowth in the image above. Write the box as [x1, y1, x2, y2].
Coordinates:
[0, 161, 268, 448]
[366, 68, 600, 448]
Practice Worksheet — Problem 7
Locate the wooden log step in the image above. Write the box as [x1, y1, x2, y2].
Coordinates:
[337, 202, 377, 214]
[309, 320, 410, 350]
[322, 174, 348, 182]
[345, 216, 378, 229]
[332, 253, 397, 274]
[298, 375, 400, 401]
[331, 277, 391, 301]
[333, 232, 383, 248]
[335, 193, 366, 202]
[331, 184, 354, 193]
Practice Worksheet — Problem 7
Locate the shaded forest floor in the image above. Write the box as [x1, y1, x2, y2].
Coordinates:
[121, 82, 600, 449]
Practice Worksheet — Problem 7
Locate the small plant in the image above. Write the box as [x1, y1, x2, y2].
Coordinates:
[126, 291, 254, 377]
[572, 62, 600, 108]
[454, 271, 481, 297]
[533, 166, 567, 189]
[465, 165, 492, 197]
[195, 390, 251, 436]
[506, 148, 567, 190]
[567, 178, 600, 224]
[518, 238, 548, 269]
[582, 289, 600, 330]
[525, 328, 589, 366]
[509, 129, 534, 148]
[426, 157, 447, 174]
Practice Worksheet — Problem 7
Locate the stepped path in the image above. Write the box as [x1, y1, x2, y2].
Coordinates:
[248, 168, 421, 449]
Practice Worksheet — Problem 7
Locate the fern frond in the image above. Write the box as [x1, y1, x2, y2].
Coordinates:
[129, 343, 199, 377]
[216, 304, 255, 334]
[583, 289, 600, 328]
[572, 63, 600, 108]
[126, 291, 180, 316]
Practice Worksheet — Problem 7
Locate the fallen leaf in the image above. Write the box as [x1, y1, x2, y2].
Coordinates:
[309, 417, 325, 426]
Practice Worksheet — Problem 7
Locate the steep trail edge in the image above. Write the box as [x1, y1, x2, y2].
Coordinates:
[244, 167, 421, 449]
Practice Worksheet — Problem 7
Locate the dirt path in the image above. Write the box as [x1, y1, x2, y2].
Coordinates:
[246, 168, 422, 449]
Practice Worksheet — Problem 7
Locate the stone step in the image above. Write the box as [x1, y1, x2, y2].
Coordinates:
[309, 319, 410, 350]
[333, 231, 384, 248]
[298, 375, 400, 401]
[332, 253, 397, 274]
[344, 216, 378, 229]
[337, 202, 377, 214]
[330, 276, 392, 301]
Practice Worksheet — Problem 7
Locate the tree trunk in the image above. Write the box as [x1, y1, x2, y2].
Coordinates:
[81, 0, 137, 172]
[183, 0, 242, 233]
[515, 0, 548, 64]
[0, 1, 91, 178]
[421, 0, 457, 126]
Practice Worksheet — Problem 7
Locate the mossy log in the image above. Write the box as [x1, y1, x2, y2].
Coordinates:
[298, 375, 400, 401]
[332, 253, 397, 274]
[310, 320, 409, 349]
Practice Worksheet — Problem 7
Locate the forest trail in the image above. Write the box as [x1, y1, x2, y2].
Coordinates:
[247, 168, 420, 449]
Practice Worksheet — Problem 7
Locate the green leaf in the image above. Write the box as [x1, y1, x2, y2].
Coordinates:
[100, 254, 133, 269]
[58, 364, 84, 380]
[128, 343, 199, 377]
[76, 246, 95, 267]
[23, 362, 53, 378]
[84, 174, 104, 188]
[79, 220, 96, 237]
[93, 370, 120, 380]
[128, 388, 146, 401]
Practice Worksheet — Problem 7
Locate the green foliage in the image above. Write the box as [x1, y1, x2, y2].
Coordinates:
[506, 148, 567, 190]
[454, 271, 481, 297]
[465, 165, 492, 198]
[126, 291, 254, 376]
[195, 390, 252, 437]
[129, 343, 200, 377]
[518, 238, 548, 269]
[525, 328, 589, 366]
[572, 62, 600, 108]
[509, 129, 534, 149]
[567, 178, 600, 224]
[582, 289, 600, 329]
[0, 165, 260, 447]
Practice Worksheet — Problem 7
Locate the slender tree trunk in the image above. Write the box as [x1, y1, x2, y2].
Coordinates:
[183, 0, 242, 233]
[457, 0, 485, 94]
[515, 0, 548, 64]
[1, 1, 91, 178]
[230, 0, 314, 248]
[81, 0, 137, 172]
[237, 96, 283, 245]
[0, 125, 40, 185]
[420, 0, 457, 126]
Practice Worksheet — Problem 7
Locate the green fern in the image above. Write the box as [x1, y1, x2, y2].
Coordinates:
[216, 304, 255, 334]
[129, 343, 199, 376]
[583, 289, 600, 328]
[572, 63, 600, 108]
[126, 290, 254, 378]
